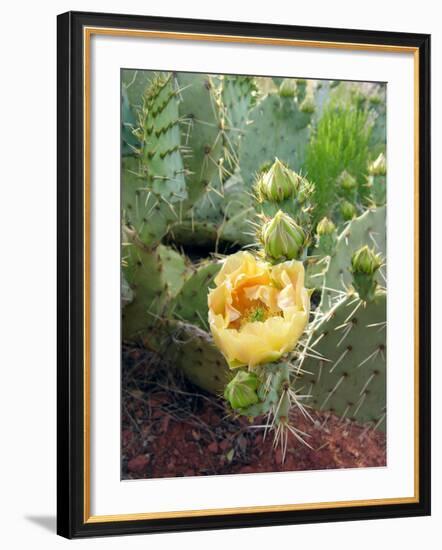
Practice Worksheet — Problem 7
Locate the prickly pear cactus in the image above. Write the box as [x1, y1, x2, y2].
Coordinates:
[165, 321, 233, 394]
[122, 239, 168, 342]
[135, 73, 187, 203]
[122, 237, 189, 340]
[122, 160, 169, 248]
[305, 207, 385, 295]
[300, 290, 386, 430]
[122, 74, 188, 248]
[305, 207, 386, 295]
[320, 206, 386, 309]
[170, 260, 221, 330]
[239, 91, 312, 187]
[220, 75, 257, 168]
[176, 73, 224, 203]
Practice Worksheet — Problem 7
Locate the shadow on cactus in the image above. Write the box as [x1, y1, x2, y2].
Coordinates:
[121, 69, 387, 480]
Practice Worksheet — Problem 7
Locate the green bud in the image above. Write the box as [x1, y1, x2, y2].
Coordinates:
[299, 93, 315, 114]
[340, 200, 357, 221]
[350, 246, 383, 302]
[338, 170, 357, 191]
[315, 217, 336, 255]
[261, 210, 306, 261]
[315, 217, 337, 255]
[279, 78, 297, 98]
[351, 245, 382, 275]
[368, 153, 386, 176]
[316, 216, 336, 236]
[224, 370, 260, 410]
[256, 158, 302, 203]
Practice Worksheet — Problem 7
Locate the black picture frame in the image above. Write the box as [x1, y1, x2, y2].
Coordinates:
[57, 10, 431, 539]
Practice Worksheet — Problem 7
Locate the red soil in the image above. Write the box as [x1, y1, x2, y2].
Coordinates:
[121, 356, 386, 480]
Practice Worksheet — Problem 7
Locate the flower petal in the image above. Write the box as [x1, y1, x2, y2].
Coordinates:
[208, 252, 310, 368]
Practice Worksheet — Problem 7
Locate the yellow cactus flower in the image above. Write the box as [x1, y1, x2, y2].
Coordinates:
[208, 251, 310, 369]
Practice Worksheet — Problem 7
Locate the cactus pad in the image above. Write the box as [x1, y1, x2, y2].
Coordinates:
[122, 243, 190, 341]
[166, 321, 232, 394]
[239, 93, 312, 187]
[122, 242, 168, 342]
[171, 260, 221, 330]
[301, 291, 386, 430]
[310, 206, 386, 305]
[221, 75, 257, 168]
[176, 73, 223, 203]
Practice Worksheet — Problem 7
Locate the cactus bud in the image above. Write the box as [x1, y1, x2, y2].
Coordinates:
[224, 370, 260, 410]
[315, 217, 337, 255]
[351, 245, 382, 275]
[261, 210, 306, 261]
[317, 216, 336, 236]
[368, 153, 386, 176]
[299, 93, 315, 114]
[338, 170, 357, 191]
[316, 217, 337, 255]
[350, 245, 382, 302]
[279, 79, 297, 98]
[256, 158, 301, 203]
[340, 200, 357, 221]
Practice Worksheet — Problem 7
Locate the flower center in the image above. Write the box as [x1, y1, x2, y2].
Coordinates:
[247, 306, 267, 323]
[229, 295, 280, 329]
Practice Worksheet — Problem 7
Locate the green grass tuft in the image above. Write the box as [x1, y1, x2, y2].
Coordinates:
[305, 99, 372, 225]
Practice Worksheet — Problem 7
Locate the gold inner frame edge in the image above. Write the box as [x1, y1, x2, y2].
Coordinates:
[82, 26, 420, 524]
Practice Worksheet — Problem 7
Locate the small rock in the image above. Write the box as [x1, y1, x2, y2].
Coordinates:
[128, 454, 150, 473]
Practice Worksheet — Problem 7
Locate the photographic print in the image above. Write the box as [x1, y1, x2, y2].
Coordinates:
[57, 12, 430, 537]
[121, 70, 387, 480]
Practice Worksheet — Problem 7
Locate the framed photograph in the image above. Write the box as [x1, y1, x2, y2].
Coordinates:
[57, 11, 431, 538]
